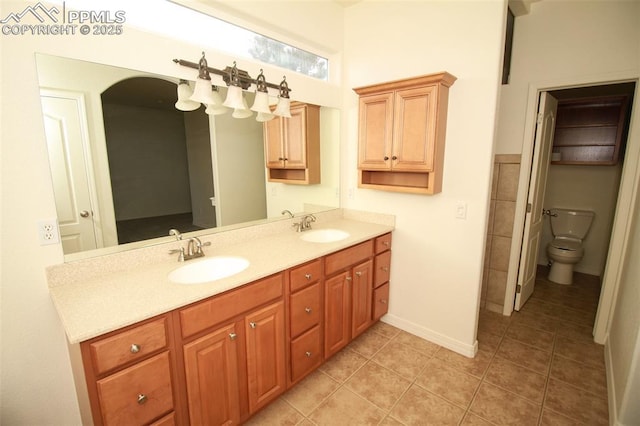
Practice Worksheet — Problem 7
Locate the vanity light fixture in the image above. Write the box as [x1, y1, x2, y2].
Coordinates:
[173, 52, 293, 121]
[174, 80, 201, 111]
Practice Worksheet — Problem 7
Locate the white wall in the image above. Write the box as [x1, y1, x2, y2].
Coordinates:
[342, 0, 506, 354]
[0, 1, 343, 423]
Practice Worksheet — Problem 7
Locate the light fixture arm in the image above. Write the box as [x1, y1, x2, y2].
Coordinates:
[173, 53, 292, 93]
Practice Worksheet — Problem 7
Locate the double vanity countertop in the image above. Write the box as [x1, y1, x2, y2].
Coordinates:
[48, 212, 394, 344]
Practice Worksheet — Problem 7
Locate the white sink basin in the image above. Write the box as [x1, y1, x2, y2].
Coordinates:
[300, 229, 350, 243]
[168, 256, 249, 284]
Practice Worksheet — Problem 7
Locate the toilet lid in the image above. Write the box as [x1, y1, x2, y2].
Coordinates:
[551, 238, 581, 251]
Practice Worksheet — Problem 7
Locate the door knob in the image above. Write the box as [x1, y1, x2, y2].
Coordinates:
[80, 210, 90, 218]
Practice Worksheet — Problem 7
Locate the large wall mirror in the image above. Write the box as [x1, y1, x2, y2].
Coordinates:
[36, 53, 340, 259]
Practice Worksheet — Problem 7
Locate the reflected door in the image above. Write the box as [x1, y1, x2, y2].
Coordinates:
[41, 91, 98, 253]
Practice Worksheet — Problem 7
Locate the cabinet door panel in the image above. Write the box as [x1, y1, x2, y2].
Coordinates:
[351, 260, 373, 338]
[183, 324, 240, 426]
[324, 272, 351, 358]
[245, 301, 286, 414]
[290, 325, 322, 383]
[358, 92, 394, 170]
[283, 107, 307, 169]
[373, 283, 390, 321]
[290, 282, 321, 338]
[392, 86, 438, 171]
[374, 251, 391, 288]
[264, 118, 284, 168]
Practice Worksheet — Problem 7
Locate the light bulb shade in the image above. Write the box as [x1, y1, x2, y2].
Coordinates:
[205, 103, 228, 115]
[231, 95, 253, 118]
[256, 112, 275, 122]
[175, 81, 200, 111]
[189, 78, 216, 104]
[250, 90, 272, 114]
[223, 85, 245, 110]
[274, 97, 291, 118]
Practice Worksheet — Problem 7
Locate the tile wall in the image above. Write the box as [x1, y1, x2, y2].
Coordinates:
[482, 155, 521, 313]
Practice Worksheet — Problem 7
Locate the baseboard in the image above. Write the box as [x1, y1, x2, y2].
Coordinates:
[381, 313, 478, 358]
[605, 338, 620, 426]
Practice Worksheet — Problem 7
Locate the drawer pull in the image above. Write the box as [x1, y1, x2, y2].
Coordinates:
[346, 276, 352, 281]
[381, 266, 389, 272]
[130, 344, 140, 354]
[304, 307, 312, 314]
[305, 351, 312, 357]
[380, 299, 388, 304]
[305, 273, 312, 280]
[383, 241, 390, 246]
[137, 394, 147, 405]
[355, 271, 363, 277]
[249, 322, 257, 329]
[229, 332, 237, 340]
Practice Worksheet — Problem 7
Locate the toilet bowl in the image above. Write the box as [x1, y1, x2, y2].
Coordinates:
[546, 209, 594, 285]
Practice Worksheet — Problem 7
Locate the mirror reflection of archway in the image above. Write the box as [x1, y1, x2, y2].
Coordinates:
[101, 77, 215, 244]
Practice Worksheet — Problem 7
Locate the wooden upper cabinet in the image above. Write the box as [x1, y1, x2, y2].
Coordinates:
[264, 102, 320, 184]
[355, 72, 456, 194]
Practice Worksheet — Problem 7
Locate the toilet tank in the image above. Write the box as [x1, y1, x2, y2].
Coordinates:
[550, 208, 595, 240]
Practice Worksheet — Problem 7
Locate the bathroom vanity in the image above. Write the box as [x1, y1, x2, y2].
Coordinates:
[48, 210, 393, 425]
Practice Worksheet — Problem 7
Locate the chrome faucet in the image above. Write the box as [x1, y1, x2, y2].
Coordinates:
[168, 234, 211, 262]
[293, 214, 316, 232]
[281, 209, 294, 218]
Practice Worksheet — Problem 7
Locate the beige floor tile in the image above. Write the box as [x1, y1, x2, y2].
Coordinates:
[282, 370, 339, 416]
[539, 408, 584, 426]
[556, 320, 595, 344]
[509, 310, 558, 333]
[478, 308, 511, 336]
[308, 387, 386, 426]
[477, 330, 503, 353]
[369, 321, 401, 339]
[379, 415, 405, 426]
[554, 335, 605, 369]
[484, 356, 547, 403]
[244, 398, 304, 426]
[496, 337, 552, 375]
[320, 348, 367, 383]
[372, 340, 430, 380]
[345, 361, 411, 410]
[544, 378, 608, 425]
[469, 383, 541, 426]
[433, 347, 493, 378]
[415, 357, 480, 407]
[460, 412, 496, 425]
[505, 322, 555, 352]
[392, 330, 440, 356]
[550, 354, 607, 397]
[348, 328, 393, 359]
[390, 384, 465, 425]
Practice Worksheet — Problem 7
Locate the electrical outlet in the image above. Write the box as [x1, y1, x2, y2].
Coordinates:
[38, 219, 60, 245]
[455, 201, 467, 219]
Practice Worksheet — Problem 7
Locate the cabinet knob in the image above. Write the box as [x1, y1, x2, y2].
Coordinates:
[355, 271, 363, 277]
[381, 266, 389, 272]
[380, 299, 388, 304]
[229, 332, 237, 340]
[305, 273, 312, 280]
[305, 307, 312, 314]
[305, 351, 312, 357]
[249, 322, 257, 329]
[130, 344, 140, 354]
[137, 394, 147, 405]
[279, 157, 284, 161]
[383, 156, 389, 161]
[383, 241, 390, 246]
[346, 276, 352, 281]
[391, 155, 398, 160]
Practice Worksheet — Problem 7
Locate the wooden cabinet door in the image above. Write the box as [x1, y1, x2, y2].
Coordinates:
[351, 260, 373, 338]
[373, 283, 390, 321]
[358, 92, 394, 170]
[282, 105, 307, 169]
[392, 85, 438, 172]
[183, 324, 240, 426]
[264, 117, 284, 168]
[324, 271, 351, 358]
[245, 301, 286, 414]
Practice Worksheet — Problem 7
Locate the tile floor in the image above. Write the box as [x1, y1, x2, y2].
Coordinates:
[247, 267, 607, 425]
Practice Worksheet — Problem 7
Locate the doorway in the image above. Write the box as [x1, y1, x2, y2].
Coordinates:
[507, 79, 637, 344]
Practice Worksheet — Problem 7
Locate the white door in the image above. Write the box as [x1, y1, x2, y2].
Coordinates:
[515, 92, 558, 310]
[41, 91, 99, 253]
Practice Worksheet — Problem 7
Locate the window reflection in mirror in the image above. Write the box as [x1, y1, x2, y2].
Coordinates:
[35, 53, 339, 259]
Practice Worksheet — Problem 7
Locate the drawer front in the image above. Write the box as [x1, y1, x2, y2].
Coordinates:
[290, 259, 321, 293]
[90, 317, 168, 375]
[180, 273, 284, 339]
[375, 233, 392, 254]
[149, 412, 175, 426]
[325, 240, 374, 276]
[96, 352, 174, 426]
[373, 283, 390, 321]
[374, 250, 391, 288]
[290, 325, 322, 383]
[290, 282, 321, 338]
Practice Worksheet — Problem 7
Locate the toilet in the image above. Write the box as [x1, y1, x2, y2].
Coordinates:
[546, 208, 595, 285]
